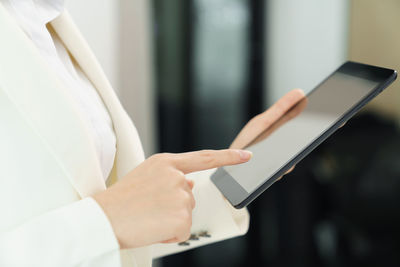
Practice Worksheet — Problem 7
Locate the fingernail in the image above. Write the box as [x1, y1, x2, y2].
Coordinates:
[238, 150, 252, 161]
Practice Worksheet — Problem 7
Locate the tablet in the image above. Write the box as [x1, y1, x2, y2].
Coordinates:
[211, 61, 397, 209]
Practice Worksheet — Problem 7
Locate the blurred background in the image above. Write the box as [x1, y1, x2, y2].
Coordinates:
[67, 0, 400, 266]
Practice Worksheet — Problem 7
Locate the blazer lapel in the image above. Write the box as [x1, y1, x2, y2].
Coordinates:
[50, 11, 146, 182]
[50, 11, 151, 265]
[0, 4, 105, 198]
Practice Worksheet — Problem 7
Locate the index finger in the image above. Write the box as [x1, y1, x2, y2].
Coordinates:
[172, 149, 252, 174]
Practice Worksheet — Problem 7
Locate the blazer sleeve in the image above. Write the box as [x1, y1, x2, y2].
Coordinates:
[0, 197, 121, 267]
[151, 168, 250, 258]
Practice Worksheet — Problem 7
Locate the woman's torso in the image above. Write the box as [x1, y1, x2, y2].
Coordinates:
[1, 0, 117, 182]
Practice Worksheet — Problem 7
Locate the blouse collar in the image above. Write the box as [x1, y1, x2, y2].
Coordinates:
[4, 0, 65, 38]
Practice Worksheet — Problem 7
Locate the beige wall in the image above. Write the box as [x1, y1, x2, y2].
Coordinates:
[349, 0, 400, 119]
[66, 0, 119, 90]
[119, 0, 156, 157]
[67, 0, 156, 156]
[265, 0, 349, 105]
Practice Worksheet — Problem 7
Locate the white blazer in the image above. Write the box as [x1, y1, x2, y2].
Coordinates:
[0, 5, 249, 267]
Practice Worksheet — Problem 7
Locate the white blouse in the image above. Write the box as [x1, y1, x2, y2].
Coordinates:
[2, 0, 117, 181]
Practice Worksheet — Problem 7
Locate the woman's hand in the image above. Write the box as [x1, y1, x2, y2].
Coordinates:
[93, 149, 252, 249]
[230, 89, 305, 178]
[230, 89, 305, 150]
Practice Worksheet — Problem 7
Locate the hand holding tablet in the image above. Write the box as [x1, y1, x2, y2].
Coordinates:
[212, 61, 397, 208]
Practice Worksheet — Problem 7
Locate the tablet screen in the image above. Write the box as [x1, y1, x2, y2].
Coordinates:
[223, 71, 379, 194]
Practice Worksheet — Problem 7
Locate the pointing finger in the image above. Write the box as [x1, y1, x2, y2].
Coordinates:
[173, 149, 252, 174]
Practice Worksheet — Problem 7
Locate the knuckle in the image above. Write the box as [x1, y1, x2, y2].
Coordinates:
[200, 150, 216, 165]
[174, 210, 192, 238]
[275, 98, 288, 110]
[252, 113, 272, 128]
[150, 153, 175, 166]
[168, 167, 181, 176]
[182, 209, 191, 222]
[173, 172, 186, 185]
[251, 114, 262, 124]
[162, 153, 174, 162]
[190, 195, 196, 209]
[181, 231, 191, 242]
[149, 153, 163, 162]
[183, 190, 193, 204]
[177, 189, 191, 204]
[180, 212, 192, 231]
